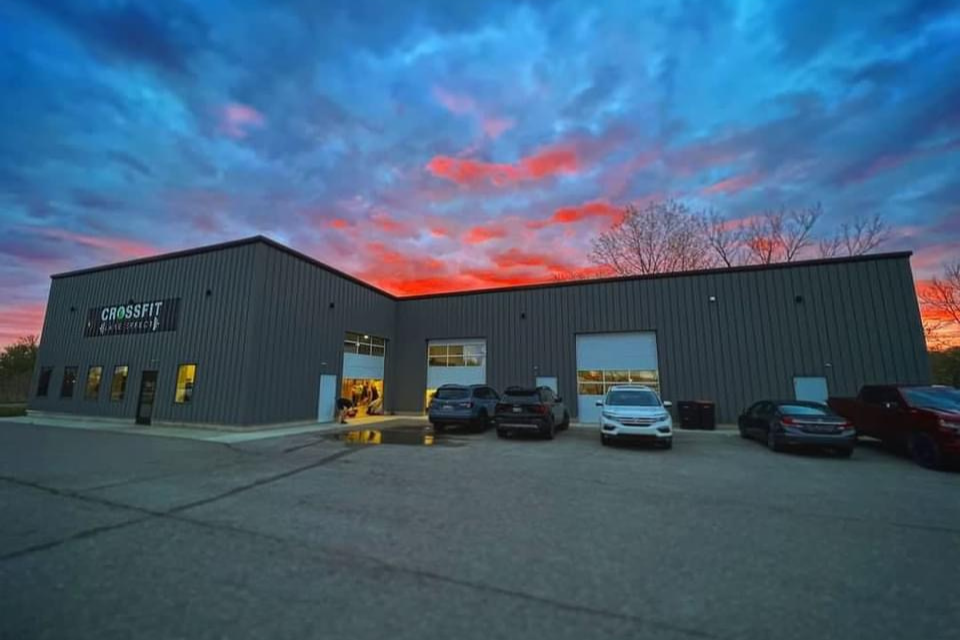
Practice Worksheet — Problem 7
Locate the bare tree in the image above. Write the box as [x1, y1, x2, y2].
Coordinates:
[705, 209, 746, 267]
[819, 214, 889, 257]
[921, 261, 960, 329]
[742, 204, 821, 264]
[589, 200, 715, 275]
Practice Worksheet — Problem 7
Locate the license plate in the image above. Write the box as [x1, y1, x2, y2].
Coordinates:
[512, 406, 522, 413]
[443, 404, 452, 410]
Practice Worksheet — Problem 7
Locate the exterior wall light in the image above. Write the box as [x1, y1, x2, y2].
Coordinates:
[708, 296, 717, 303]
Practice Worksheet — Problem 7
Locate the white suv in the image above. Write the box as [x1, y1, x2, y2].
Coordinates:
[597, 385, 673, 448]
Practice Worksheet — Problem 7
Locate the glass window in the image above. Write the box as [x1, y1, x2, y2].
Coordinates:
[578, 382, 604, 395]
[447, 345, 464, 356]
[630, 370, 659, 383]
[577, 370, 603, 383]
[84, 366, 103, 400]
[345, 332, 385, 357]
[463, 344, 484, 357]
[428, 355, 447, 367]
[111, 366, 129, 401]
[428, 345, 447, 357]
[447, 354, 465, 367]
[901, 387, 960, 412]
[606, 370, 630, 383]
[175, 364, 196, 403]
[777, 403, 832, 416]
[605, 389, 660, 406]
[372, 345, 385, 357]
[60, 366, 77, 398]
[37, 367, 53, 397]
[372, 336, 386, 347]
[435, 387, 470, 400]
[359, 342, 372, 356]
[464, 355, 482, 366]
[343, 340, 358, 354]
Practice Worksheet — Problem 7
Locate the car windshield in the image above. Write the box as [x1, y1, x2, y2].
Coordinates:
[435, 388, 469, 400]
[901, 387, 960, 413]
[605, 390, 659, 406]
[778, 403, 832, 416]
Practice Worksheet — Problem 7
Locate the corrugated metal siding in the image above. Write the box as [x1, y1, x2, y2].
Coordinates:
[28, 243, 259, 424]
[240, 244, 396, 425]
[30, 242, 928, 426]
[395, 255, 928, 422]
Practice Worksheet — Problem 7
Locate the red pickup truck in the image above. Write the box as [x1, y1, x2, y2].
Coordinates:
[828, 385, 960, 469]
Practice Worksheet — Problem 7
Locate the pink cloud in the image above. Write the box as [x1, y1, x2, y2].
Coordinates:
[219, 103, 265, 139]
[0, 302, 46, 346]
[426, 144, 580, 188]
[527, 200, 624, 230]
[433, 86, 514, 139]
[481, 116, 515, 139]
[702, 172, 762, 195]
[40, 229, 157, 260]
[464, 225, 508, 244]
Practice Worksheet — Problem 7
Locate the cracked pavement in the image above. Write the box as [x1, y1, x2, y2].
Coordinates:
[1, 421, 958, 640]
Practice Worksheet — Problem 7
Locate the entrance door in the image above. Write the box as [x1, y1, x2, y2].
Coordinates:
[535, 376, 558, 393]
[793, 376, 829, 403]
[318, 374, 338, 423]
[136, 370, 158, 425]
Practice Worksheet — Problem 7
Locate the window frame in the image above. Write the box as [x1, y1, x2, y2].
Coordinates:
[174, 363, 197, 404]
[60, 366, 78, 398]
[110, 365, 129, 402]
[426, 343, 485, 368]
[84, 365, 103, 401]
[36, 366, 53, 397]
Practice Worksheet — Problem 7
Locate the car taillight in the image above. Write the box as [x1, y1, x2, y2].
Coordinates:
[533, 404, 548, 414]
[840, 421, 854, 429]
[938, 418, 960, 433]
[780, 416, 798, 425]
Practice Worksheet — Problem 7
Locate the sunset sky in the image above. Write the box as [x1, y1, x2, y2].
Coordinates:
[1, 0, 959, 346]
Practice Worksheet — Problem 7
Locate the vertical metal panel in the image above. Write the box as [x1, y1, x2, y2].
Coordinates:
[31, 243, 927, 426]
[395, 255, 926, 423]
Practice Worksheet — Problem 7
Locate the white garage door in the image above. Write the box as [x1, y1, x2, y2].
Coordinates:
[576, 333, 660, 424]
[426, 339, 486, 409]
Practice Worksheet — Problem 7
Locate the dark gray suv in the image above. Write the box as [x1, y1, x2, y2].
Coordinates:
[428, 384, 501, 432]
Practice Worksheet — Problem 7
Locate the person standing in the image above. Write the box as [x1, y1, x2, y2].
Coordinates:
[336, 397, 353, 424]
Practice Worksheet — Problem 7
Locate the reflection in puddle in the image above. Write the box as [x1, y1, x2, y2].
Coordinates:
[336, 428, 436, 446]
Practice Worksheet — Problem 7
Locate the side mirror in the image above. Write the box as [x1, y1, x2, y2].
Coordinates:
[663, 401, 673, 408]
[595, 400, 603, 407]
[555, 396, 563, 403]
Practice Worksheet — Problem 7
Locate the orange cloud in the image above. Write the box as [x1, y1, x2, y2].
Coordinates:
[464, 225, 507, 244]
[426, 145, 580, 187]
[429, 226, 450, 237]
[489, 248, 572, 273]
[527, 200, 624, 229]
[329, 218, 351, 230]
[369, 211, 410, 235]
[0, 302, 46, 346]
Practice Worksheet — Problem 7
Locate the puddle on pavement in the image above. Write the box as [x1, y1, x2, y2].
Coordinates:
[330, 425, 460, 447]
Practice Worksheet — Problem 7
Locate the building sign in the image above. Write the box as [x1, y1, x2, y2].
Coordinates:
[84, 299, 180, 337]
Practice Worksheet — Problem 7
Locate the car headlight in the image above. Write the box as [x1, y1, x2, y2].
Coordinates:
[939, 418, 960, 432]
[656, 412, 670, 421]
[601, 411, 618, 420]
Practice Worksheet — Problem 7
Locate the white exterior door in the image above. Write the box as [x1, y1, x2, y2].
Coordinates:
[576, 333, 660, 424]
[794, 376, 829, 403]
[426, 339, 486, 408]
[317, 374, 338, 423]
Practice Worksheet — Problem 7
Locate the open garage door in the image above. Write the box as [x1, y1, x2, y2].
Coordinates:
[426, 339, 486, 409]
[342, 332, 386, 416]
[576, 333, 660, 424]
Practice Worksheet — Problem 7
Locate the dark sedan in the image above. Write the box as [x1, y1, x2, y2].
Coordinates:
[494, 386, 570, 439]
[738, 400, 856, 457]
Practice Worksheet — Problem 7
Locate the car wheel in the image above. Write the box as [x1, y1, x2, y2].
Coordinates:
[543, 420, 556, 440]
[661, 438, 673, 450]
[835, 447, 853, 458]
[560, 411, 571, 429]
[766, 429, 783, 452]
[739, 426, 749, 439]
[908, 433, 944, 470]
[474, 410, 489, 432]
[496, 428, 509, 439]
[432, 422, 445, 433]
[601, 433, 611, 446]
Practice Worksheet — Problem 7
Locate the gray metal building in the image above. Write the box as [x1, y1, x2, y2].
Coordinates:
[28, 236, 929, 426]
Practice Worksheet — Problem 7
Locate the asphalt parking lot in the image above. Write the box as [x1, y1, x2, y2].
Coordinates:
[1, 421, 958, 640]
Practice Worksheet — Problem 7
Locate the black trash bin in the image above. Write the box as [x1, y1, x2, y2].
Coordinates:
[678, 401, 700, 429]
[697, 401, 716, 430]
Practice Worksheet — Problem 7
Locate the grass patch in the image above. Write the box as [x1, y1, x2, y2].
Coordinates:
[0, 404, 27, 417]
